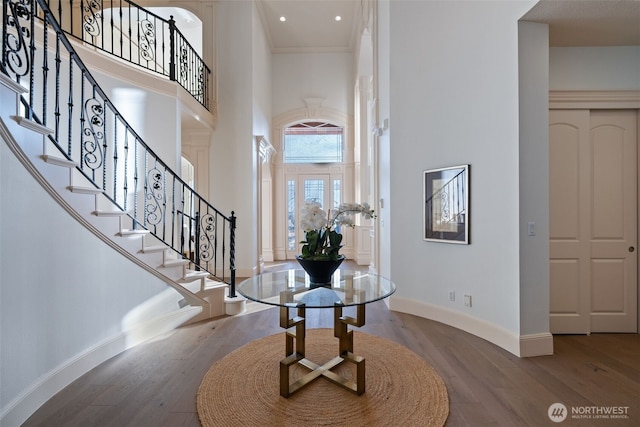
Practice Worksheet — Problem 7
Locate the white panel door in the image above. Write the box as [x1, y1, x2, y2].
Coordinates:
[549, 110, 591, 334]
[549, 110, 638, 333]
[589, 111, 637, 332]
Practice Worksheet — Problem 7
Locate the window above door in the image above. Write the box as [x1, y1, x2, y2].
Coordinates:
[283, 122, 343, 163]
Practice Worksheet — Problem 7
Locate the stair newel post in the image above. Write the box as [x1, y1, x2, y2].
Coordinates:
[229, 211, 236, 298]
[168, 15, 176, 82]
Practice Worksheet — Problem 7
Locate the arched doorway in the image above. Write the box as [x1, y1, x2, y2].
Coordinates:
[268, 105, 375, 263]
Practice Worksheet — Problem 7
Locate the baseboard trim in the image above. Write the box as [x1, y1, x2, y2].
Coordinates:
[389, 296, 553, 358]
[0, 307, 201, 427]
[261, 249, 274, 263]
[519, 332, 554, 357]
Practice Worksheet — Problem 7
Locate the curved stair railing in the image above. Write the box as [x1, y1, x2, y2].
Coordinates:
[39, 0, 210, 109]
[2, 0, 236, 296]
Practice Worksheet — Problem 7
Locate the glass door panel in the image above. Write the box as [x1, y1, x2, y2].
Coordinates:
[303, 178, 326, 205]
[285, 174, 342, 258]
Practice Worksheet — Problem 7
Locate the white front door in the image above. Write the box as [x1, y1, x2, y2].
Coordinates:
[549, 109, 638, 333]
[285, 174, 342, 259]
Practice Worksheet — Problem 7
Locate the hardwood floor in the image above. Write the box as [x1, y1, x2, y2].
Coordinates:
[22, 264, 640, 426]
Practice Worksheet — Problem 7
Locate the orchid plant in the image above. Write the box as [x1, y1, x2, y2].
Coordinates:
[299, 201, 376, 261]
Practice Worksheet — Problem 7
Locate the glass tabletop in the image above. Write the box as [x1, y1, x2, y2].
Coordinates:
[237, 269, 396, 308]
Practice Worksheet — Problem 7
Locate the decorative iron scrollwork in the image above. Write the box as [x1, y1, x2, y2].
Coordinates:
[199, 213, 216, 262]
[5, 0, 32, 77]
[83, 0, 102, 38]
[138, 19, 155, 61]
[197, 65, 205, 101]
[179, 45, 188, 82]
[145, 168, 164, 225]
[82, 98, 105, 170]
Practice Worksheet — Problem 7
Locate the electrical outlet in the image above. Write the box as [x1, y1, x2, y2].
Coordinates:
[464, 294, 472, 307]
[448, 291, 455, 301]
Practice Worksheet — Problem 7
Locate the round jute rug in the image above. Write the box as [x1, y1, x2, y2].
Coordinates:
[197, 329, 449, 427]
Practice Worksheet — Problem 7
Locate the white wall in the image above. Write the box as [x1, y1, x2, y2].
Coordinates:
[550, 46, 640, 91]
[212, 0, 272, 276]
[0, 138, 176, 425]
[95, 70, 181, 171]
[269, 53, 354, 261]
[518, 21, 551, 344]
[377, 0, 391, 276]
[212, 0, 252, 270]
[212, 2, 353, 275]
[382, 0, 539, 355]
[68, 33, 187, 174]
[252, 2, 273, 267]
[272, 52, 353, 116]
[253, 4, 272, 139]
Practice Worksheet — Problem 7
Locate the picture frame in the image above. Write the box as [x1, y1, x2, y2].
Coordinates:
[423, 165, 470, 244]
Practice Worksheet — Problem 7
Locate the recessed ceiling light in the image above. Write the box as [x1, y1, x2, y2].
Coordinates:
[280, 16, 286, 22]
[335, 16, 342, 22]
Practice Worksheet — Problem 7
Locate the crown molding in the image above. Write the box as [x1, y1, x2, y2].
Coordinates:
[549, 90, 640, 109]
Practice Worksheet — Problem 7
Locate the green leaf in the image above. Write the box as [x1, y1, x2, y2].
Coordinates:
[328, 230, 342, 248]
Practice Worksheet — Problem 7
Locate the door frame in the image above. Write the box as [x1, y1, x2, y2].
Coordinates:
[549, 90, 640, 333]
[271, 106, 355, 262]
[283, 168, 346, 260]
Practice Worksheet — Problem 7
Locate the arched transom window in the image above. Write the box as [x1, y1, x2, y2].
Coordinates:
[283, 122, 343, 163]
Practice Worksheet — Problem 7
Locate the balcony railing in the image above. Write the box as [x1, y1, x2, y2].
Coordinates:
[40, 0, 210, 109]
[2, 0, 235, 295]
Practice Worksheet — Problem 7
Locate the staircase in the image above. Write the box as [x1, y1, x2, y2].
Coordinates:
[0, 0, 242, 322]
[0, 1, 246, 424]
[0, 72, 236, 325]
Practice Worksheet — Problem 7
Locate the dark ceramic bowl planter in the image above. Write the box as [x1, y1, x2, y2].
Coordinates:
[296, 255, 345, 286]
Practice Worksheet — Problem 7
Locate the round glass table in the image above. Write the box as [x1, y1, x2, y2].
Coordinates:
[237, 269, 396, 397]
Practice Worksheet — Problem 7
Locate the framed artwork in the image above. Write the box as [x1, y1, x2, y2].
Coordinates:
[423, 165, 469, 244]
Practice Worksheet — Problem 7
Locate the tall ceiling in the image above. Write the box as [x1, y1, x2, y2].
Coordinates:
[256, 0, 360, 53]
[256, 0, 640, 53]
